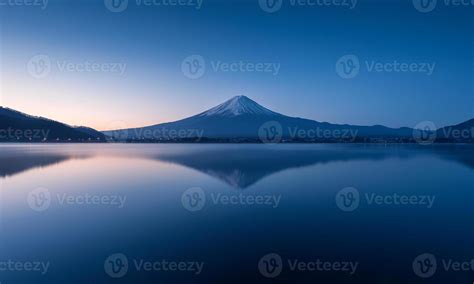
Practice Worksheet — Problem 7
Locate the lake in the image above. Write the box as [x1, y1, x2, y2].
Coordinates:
[0, 143, 473, 283]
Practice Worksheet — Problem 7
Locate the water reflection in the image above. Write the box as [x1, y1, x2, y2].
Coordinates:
[1, 144, 473, 189]
[0, 144, 473, 284]
[0, 147, 89, 178]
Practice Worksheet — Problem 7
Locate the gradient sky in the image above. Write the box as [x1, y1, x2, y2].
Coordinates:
[0, 0, 473, 130]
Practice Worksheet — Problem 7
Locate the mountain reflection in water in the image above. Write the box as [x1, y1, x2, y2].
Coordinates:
[1, 144, 473, 189]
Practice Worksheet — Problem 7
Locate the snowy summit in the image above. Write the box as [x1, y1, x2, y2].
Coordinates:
[197, 95, 280, 117]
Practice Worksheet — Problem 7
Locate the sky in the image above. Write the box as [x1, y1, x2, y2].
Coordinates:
[0, 0, 473, 130]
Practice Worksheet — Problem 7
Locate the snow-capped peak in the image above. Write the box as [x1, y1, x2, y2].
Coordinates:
[198, 96, 280, 117]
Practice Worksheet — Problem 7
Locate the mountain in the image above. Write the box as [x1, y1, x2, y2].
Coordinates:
[0, 107, 106, 142]
[198, 95, 281, 117]
[437, 119, 474, 142]
[104, 95, 415, 141]
[74, 126, 106, 138]
[3, 97, 470, 143]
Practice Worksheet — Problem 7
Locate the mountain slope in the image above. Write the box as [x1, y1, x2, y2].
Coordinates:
[104, 96, 415, 141]
[0, 107, 106, 142]
[437, 119, 474, 142]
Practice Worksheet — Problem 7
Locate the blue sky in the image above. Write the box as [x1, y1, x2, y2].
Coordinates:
[0, 0, 473, 130]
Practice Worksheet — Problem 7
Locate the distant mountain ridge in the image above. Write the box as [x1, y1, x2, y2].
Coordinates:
[1, 96, 473, 143]
[437, 119, 474, 142]
[0, 107, 106, 142]
[104, 95, 453, 142]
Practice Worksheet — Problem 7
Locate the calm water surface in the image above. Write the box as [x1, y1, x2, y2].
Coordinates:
[0, 144, 473, 283]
